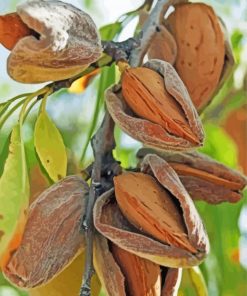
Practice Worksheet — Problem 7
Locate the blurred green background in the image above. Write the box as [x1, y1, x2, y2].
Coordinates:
[0, 0, 246, 295]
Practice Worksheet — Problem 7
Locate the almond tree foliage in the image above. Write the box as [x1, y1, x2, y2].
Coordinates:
[0, 0, 247, 296]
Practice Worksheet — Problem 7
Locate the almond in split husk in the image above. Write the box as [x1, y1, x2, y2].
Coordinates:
[111, 243, 161, 296]
[122, 67, 198, 145]
[7, 1, 102, 83]
[114, 172, 196, 254]
[94, 234, 181, 296]
[137, 148, 247, 204]
[163, 3, 232, 112]
[94, 158, 209, 268]
[3, 176, 88, 289]
[94, 235, 126, 296]
[105, 59, 204, 151]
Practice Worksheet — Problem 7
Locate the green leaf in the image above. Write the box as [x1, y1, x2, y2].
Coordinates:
[199, 123, 238, 168]
[187, 267, 208, 296]
[100, 22, 122, 40]
[0, 102, 10, 116]
[0, 135, 10, 177]
[0, 124, 29, 265]
[34, 111, 67, 182]
[80, 64, 116, 164]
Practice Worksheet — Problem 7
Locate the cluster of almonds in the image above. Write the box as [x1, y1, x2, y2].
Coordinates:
[0, 1, 246, 296]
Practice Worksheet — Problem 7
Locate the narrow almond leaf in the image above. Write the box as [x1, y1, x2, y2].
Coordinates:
[34, 111, 67, 182]
[0, 102, 11, 118]
[0, 124, 29, 267]
[187, 267, 208, 296]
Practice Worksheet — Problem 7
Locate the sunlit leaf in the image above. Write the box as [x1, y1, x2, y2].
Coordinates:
[100, 22, 122, 40]
[34, 111, 67, 182]
[0, 124, 29, 267]
[231, 30, 243, 63]
[0, 135, 10, 177]
[187, 267, 208, 296]
[199, 123, 238, 168]
[0, 285, 22, 296]
[0, 102, 11, 118]
[69, 69, 100, 94]
[80, 64, 116, 164]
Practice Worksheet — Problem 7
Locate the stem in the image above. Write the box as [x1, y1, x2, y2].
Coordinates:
[23, 99, 40, 122]
[19, 87, 49, 125]
[80, 88, 102, 166]
[0, 93, 32, 121]
[40, 54, 113, 98]
[0, 98, 26, 130]
[130, 0, 184, 67]
[80, 112, 115, 296]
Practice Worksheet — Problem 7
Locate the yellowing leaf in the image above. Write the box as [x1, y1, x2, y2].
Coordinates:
[34, 111, 67, 182]
[0, 124, 29, 267]
[29, 252, 101, 296]
[69, 69, 100, 94]
[187, 267, 208, 296]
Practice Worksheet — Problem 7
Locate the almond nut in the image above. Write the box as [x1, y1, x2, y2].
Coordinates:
[165, 3, 225, 111]
[111, 243, 161, 296]
[137, 148, 247, 204]
[114, 172, 197, 253]
[122, 67, 199, 144]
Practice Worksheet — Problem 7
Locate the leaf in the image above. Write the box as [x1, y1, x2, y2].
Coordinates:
[0, 101, 11, 118]
[34, 111, 67, 182]
[0, 134, 10, 177]
[80, 64, 116, 164]
[187, 267, 208, 296]
[100, 22, 122, 40]
[199, 123, 238, 168]
[0, 124, 29, 267]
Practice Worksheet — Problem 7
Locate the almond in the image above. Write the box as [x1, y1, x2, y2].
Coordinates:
[165, 3, 225, 111]
[148, 25, 177, 65]
[0, 13, 32, 50]
[3, 176, 88, 288]
[137, 148, 247, 204]
[111, 243, 161, 296]
[169, 163, 244, 191]
[122, 67, 199, 144]
[114, 172, 196, 253]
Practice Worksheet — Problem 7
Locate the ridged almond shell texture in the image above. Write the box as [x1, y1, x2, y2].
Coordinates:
[94, 235, 180, 296]
[164, 3, 227, 111]
[114, 172, 197, 253]
[3, 176, 88, 288]
[94, 155, 209, 268]
[111, 243, 161, 296]
[122, 67, 199, 145]
[137, 148, 247, 204]
[94, 235, 126, 296]
[7, 0, 102, 83]
[105, 59, 204, 151]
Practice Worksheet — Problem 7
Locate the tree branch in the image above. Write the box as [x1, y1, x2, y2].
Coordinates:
[130, 0, 187, 67]
[79, 0, 183, 295]
[80, 112, 117, 296]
